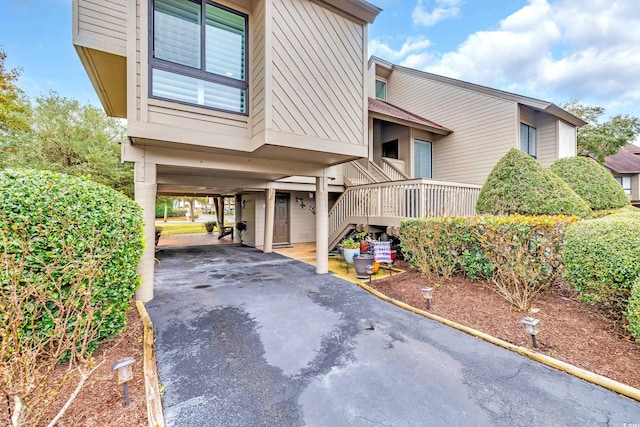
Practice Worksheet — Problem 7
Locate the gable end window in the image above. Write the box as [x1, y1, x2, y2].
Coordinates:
[150, 0, 248, 115]
[520, 123, 537, 158]
[375, 79, 387, 100]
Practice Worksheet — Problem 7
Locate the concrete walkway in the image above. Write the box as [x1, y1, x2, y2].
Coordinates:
[147, 244, 640, 426]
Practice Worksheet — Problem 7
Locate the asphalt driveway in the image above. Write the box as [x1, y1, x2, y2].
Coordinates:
[146, 244, 640, 426]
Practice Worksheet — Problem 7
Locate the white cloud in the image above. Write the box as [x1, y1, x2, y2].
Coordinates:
[369, 37, 432, 60]
[412, 0, 462, 27]
[378, 0, 640, 116]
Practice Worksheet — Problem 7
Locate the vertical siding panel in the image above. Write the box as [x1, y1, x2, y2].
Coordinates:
[536, 112, 558, 167]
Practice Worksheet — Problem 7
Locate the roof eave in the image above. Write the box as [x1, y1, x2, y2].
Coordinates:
[321, 0, 382, 24]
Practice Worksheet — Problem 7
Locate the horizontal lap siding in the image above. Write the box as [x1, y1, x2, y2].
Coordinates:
[271, 0, 365, 145]
[388, 72, 517, 185]
[78, 0, 127, 52]
[537, 113, 557, 167]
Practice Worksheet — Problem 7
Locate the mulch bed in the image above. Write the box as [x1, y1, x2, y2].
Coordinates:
[369, 261, 640, 389]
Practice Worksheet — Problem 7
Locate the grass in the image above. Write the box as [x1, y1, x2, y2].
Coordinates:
[155, 222, 208, 235]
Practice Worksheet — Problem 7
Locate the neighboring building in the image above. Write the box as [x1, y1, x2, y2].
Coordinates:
[605, 144, 640, 205]
[72, 0, 584, 301]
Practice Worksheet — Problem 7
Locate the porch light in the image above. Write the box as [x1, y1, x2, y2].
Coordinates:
[112, 357, 135, 407]
[421, 287, 433, 310]
[520, 317, 540, 348]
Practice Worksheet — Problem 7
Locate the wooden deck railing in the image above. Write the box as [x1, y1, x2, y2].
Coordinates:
[328, 179, 481, 247]
[343, 161, 379, 186]
[381, 157, 410, 181]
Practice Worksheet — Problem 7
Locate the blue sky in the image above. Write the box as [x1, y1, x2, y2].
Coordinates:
[1, 0, 639, 119]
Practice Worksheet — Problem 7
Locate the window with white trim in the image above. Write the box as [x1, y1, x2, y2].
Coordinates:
[615, 176, 632, 195]
[414, 139, 432, 179]
[150, 0, 248, 114]
[520, 123, 537, 158]
[375, 79, 387, 100]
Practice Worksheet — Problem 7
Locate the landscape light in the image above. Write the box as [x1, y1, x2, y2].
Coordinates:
[112, 357, 135, 407]
[520, 317, 540, 348]
[421, 287, 434, 310]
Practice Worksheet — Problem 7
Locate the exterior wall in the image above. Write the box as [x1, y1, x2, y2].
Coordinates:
[536, 112, 558, 167]
[74, 0, 127, 55]
[251, 0, 267, 137]
[387, 69, 517, 185]
[270, 0, 366, 147]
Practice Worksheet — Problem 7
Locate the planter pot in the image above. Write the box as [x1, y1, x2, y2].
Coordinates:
[360, 241, 370, 254]
[353, 254, 375, 279]
[390, 250, 397, 263]
[343, 248, 359, 265]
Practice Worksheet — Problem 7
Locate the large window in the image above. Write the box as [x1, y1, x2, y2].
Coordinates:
[414, 139, 432, 179]
[520, 123, 537, 158]
[616, 176, 632, 195]
[151, 0, 248, 114]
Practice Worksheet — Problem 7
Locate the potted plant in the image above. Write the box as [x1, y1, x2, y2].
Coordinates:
[355, 231, 372, 254]
[205, 220, 218, 234]
[341, 238, 360, 265]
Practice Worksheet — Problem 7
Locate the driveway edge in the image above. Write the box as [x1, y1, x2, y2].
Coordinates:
[136, 300, 166, 427]
[356, 281, 640, 402]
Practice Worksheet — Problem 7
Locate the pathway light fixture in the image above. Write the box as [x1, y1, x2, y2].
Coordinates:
[421, 287, 434, 310]
[112, 357, 135, 407]
[520, 317, 540, 348]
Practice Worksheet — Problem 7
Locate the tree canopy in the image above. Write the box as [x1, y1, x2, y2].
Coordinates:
[563, 100, 640, 163]
[0, 48, 30, 134]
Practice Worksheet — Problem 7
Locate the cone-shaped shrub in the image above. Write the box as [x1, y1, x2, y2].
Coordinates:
[550, 156, 629, 211]
[476, 149, 591, 217]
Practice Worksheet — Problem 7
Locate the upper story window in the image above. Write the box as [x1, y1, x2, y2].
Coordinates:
[414, 139, 432, 179]
[615, 176, 632, 195]
[375, 79, 387, 100]
[520, 123, 537, 158]
[150, 0, 248, 114]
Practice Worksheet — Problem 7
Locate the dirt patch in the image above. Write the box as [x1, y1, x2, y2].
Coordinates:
[369, 262, 640, 389]
[1, 303, 147, 426]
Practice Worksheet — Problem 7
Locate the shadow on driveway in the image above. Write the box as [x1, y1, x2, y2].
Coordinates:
[147, 244, 640, 426]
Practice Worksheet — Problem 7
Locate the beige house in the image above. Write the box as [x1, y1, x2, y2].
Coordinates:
[72, 0, 583, 302]
[605, 144, 640, 205]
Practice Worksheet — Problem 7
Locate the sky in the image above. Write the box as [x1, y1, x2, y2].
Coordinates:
[1, 0, 639, 120]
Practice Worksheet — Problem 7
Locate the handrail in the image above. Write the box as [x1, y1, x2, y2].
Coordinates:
[328, 179, 481, 247]
[381, 157, 410, 180]
[343, 161, 379, 186]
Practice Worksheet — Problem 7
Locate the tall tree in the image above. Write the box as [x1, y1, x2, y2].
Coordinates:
[562, 100, 640, 163]
[0, 48, 30, 134]
[2, 91, 134, 197]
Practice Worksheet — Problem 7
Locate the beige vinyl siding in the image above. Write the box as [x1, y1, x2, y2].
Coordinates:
[251, 0, 267, 137]
[536, 113, 557, 166]
[388, 71, 517, 185]
[240, 193, 260, 247]
[76, 0, 127, 55]
[270, 0, 365, 146]
[519, 106, 536, 126]
[289, 191, 316, 243]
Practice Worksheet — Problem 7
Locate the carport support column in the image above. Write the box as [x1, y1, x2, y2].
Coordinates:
[134, 161, 157, 303]
[263, 186, 275, 253]
[316, 172, 329, 274]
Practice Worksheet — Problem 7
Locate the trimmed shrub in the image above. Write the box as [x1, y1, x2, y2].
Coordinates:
[476, 148, 591, 217]
[0, 169, 144, 351]
[401, 215, 576, 309]
[627, 277, 640, 340]
[551, 156, 629, 211]
[563, 212, 640, 314]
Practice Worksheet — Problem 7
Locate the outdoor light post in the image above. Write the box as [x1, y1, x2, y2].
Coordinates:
[366, 264, 374, 284]
[112, 357, 135, 407]
[520, 317, 540, 348]
[421, 287, 433, 310]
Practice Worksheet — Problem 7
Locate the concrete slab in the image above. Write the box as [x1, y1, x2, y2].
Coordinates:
[146, 244, 640, 426]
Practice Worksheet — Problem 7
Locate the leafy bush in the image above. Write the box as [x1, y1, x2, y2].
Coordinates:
[401, 215, 576, 309]
[563, 212, 640, 314]
[476, 148, 591, 217]
[627, 277, 640, 340]
[0, 169, 144, 350]
[550, 156, 629, 211]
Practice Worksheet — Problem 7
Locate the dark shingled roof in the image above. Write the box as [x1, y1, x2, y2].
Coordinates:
[605, 144, 640, 174]
[368, 97, 452, 134]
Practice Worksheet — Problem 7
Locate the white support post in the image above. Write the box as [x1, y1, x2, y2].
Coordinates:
[316, 172, 329, 274]
[263, 187, 275, 253]
[134, 161, 157, 303]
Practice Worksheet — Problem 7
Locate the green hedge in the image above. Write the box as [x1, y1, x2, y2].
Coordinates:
[550, 156, 629, 211]
[563, 212, 640, 314]
[476, 149, 591, 217]
[627, 277, 640, 340]
[400, 215, 576, 309]
[0, 169, 144, 352]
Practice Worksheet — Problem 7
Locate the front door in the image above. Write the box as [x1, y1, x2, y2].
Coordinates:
[273, 193, 290, 244]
